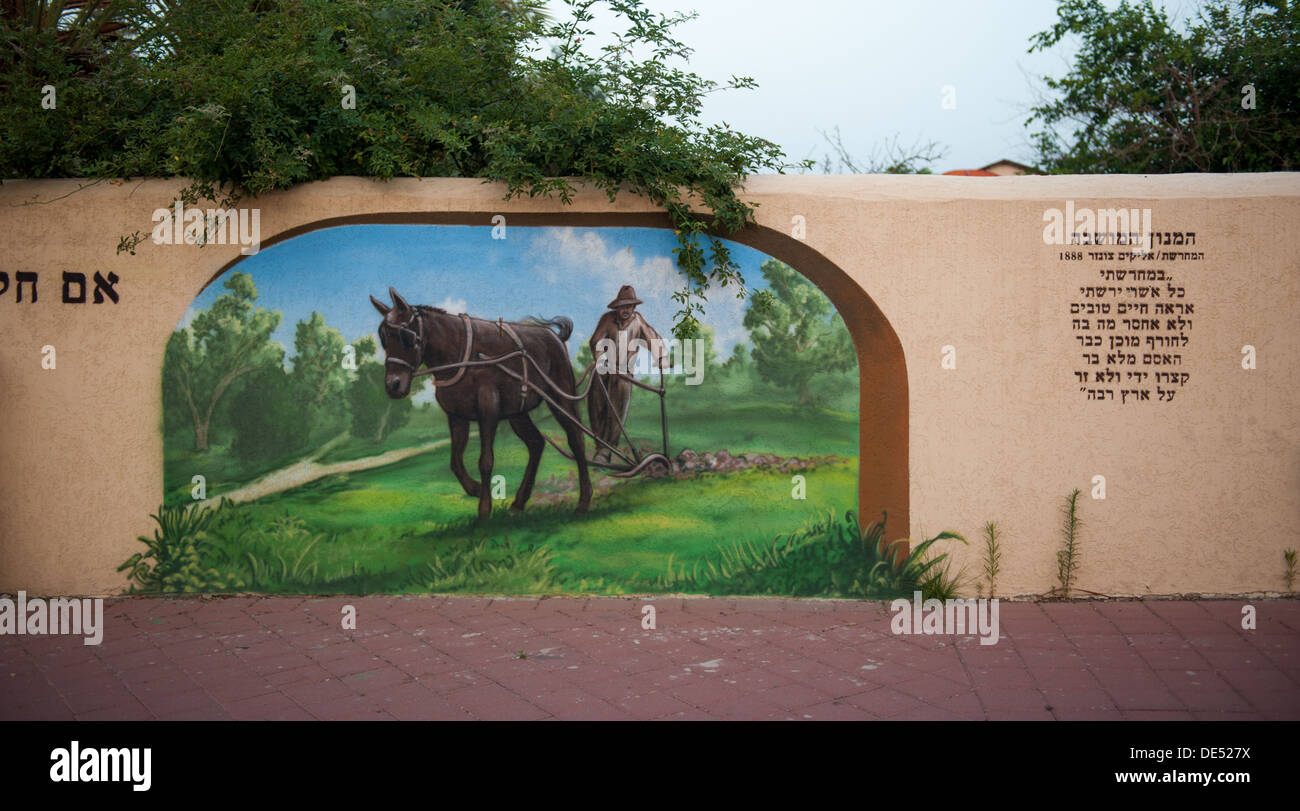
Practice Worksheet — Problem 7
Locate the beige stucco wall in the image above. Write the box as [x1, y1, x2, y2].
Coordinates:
[1, 174, 1297, 597]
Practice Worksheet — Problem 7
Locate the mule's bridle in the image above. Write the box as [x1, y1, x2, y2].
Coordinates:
[383, 309, 474, 387]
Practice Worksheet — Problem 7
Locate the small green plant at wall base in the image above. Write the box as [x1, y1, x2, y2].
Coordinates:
[1285, 549, 1297, 592]
[913, 552, 969, 602]
[982, 521, 1002, 598]
[117, 500, 245, 593]
[1056, 489, 1082, 598]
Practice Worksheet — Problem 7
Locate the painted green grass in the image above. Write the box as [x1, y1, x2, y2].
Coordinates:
[205, 438, 857, 594]
[155, 365, 872, 596]
[163, 366, 857, 506]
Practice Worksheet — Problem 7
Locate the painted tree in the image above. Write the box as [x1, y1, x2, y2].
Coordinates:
[346, 336, 423, 442]
[289, 311, 353, 434]
[227, 364, 308, 464]
[742, 259, 853, 407]
[163, 271, 282, 451]
[722, 342, 750, 375]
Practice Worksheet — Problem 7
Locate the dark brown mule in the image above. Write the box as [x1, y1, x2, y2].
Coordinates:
[370, 288, 592, 519]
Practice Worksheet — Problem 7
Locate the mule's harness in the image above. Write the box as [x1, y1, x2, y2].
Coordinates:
[384, 310, 474, 387]
[383, 308, 670, 477]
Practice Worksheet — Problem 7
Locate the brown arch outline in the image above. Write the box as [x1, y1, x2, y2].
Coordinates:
[204, 212, 909, 550]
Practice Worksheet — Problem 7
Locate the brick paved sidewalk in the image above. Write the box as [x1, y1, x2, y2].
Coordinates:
[2, 596, 1297, 721]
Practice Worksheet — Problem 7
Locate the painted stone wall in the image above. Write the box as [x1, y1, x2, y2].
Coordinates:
[1, 174, 1297, 597]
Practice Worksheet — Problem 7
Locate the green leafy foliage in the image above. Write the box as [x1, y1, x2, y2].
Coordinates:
[657, 510, 966, 600]
[1, 0, 799, 334]
[117, 501, 246, 593]
[1028, 0, 1300, 172]
[421, 540, 556, 593]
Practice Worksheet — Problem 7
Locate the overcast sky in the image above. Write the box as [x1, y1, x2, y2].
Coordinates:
[541, 0, 1202, 172]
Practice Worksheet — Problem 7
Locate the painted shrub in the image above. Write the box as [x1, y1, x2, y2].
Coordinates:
[140, 225, 876, 597]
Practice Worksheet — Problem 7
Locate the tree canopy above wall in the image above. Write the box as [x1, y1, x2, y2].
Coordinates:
[0, 0, 799, 335]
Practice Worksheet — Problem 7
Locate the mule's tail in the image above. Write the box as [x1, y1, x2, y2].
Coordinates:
[523, 315, 573, 343]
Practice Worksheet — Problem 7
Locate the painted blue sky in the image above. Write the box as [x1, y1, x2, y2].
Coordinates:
[182, 225, 790, 365]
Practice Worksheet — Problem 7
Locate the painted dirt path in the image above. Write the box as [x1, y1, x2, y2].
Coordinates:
[196, 433, 464, 509]
[196, 428, 839, 510]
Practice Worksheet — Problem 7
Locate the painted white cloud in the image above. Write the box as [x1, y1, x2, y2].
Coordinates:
[527, 228, 751, 357]
[436, 296, 468, 314]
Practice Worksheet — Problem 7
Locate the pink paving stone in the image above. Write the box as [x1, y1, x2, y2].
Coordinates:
[1123, 710, 1195, 720]
[799, 668, 885, 699]
[266, 663, 333, 687]
[931, 692, 986, 720]
[843, 686, 930, 718]
[717, 666, 794, 694]
[3, 596, 1297, 721]
[530, 687, 616, 715]
[800, 700, 878, 720]
[1094, 603, 1174, 633]
[1018, 646, 1088, 669]
[195, 673, 278, 703]
[280, 676, 356, 706]
[1155, 670, 1253, 712]
[446, 683, 549, 721]
[224, 692, 313, 721]
[705, 692, 792, 721]
[1217, 667, 1298, 693]
[60, 683, 140, 715]
[1040, 685, 1117, 712]
[341, 667, 415, 694]
[139, 688, 216, 716]
[615, 690, 697, 720]
[1068, 632, 1136, 649]
[976, 685, 1051, 711]
[756, 681, 835, 710]
[415, 668, 486, 694]
[670, 675, 744, 708]
[985, 707, 1056, 721]
[7, 698, 75, 721]
[321, 652, 388, 679]
[75, 703, 154, 721]
[1107, 685, 1187, 711]
[371, 682, 475, 721]
[969, 666, 1037, 688]
[1030, 667, 1104, 691]
[892, 673, 971, 703]
[156, 703, 231, 721]
[1190, 710, 1260, 721]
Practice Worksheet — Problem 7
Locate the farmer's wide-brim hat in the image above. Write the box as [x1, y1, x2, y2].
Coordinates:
[608, 285, 642, 309]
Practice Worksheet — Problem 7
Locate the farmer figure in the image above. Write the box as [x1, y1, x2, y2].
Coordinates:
[588, 285, 668, 464]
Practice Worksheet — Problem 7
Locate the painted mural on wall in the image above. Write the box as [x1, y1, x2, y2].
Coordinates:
[123, 224, 909, 598]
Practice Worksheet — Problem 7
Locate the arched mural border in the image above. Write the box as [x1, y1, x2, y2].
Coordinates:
[200, 211, 910, 551]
